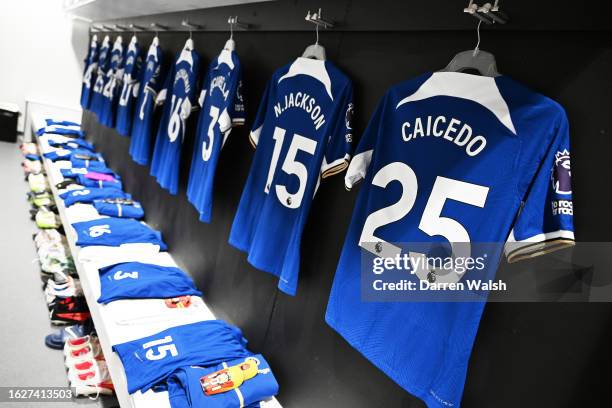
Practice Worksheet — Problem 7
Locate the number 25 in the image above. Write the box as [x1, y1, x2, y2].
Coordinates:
[360, 162, 489, 282]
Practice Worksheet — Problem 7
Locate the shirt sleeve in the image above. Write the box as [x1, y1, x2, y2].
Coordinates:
[227, 66, 246, 127]
[218, 65, 245, 134]
[146, 50, 164, 97]
[248, 80, 272, 149]
[180, 57, 202, 119]
[505, 113, 575, 263]
[155, 62, 173, 106]
[344, 94, 387, 190]
[321, 84, 354, 179]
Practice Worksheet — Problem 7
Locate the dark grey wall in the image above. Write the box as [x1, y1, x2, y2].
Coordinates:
[82, 0, 612, 406]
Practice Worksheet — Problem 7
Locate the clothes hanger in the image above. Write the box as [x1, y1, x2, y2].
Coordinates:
[112, 35, 123, 51]
[129, 34, 138, 51]
[301, 21, 326, 60]
[223, 16, 236, 52]
[184, 29, 194, 52]
[177, 22, 196, 66]
[441, 20, 500, 77]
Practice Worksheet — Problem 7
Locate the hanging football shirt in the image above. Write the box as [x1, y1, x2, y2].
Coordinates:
[229, 57, 354, 295]
[90, 35, 111, 116]
[326, 72, 575, 408]
[115, 36, 142, 136]
[187, 48, 245, 222]
[99, 36, 126, 128]
[80, 35, 99, 110]
[165, 354, 279, 408]
[72, 218, 167, 250]
[60, 187, 129, 207]
[129, 37, 165, 165]
[112, 320, 250, 393]
[150, 43, 201, 195]
[97, 262, 201, 304]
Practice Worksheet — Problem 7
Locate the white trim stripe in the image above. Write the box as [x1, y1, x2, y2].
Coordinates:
[278, 57, 333, 100]
[321, 154, 351, 174]
[505, 229, 575, 261]
[506, 229, 575, 245]
[396, 72, 516, 134]
[249, 125, 263, 147]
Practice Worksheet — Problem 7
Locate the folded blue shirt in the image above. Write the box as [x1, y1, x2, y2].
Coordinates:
[70, 156, 106, 169]
[166, 354, 279, 408]
[61, 167, 117, 179]
[72, 218, 167, 250]
[60, 187, 129, 207]
[97, 262, 201, 304]
[93, 200, 144, 219]
[48, 139, 95, 152]
[77, 174, 123, 190]
[112, 320, 250, 393]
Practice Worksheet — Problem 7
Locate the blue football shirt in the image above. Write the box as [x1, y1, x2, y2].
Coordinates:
[99, 36, 126, 128]
[76, 174, 123, 189]
[47, 138, 95, 152]
[129, 38, 165, 165]
[72, 218, 167, 250]
[165, 354, 278, 408]
[89, 35, 111, 116]
[60, 187, 129, 207]
[80, 36, 99, 109]
[326, 72, 575, 408]
[112, 320, 250, 393]
[97, 262, 201, 304]
[115, 36, 142, 136]
[150, 44, 201, 194]
[229, 57, 354, 295]
[93, 199, 144, 219]
[70, 155, 106, 170]
[61, 167, 117, 179]
[187, 49, 245, 222]
[37, 121, 84, 138]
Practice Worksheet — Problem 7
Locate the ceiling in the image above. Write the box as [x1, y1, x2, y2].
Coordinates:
[63, 0, 274, 22]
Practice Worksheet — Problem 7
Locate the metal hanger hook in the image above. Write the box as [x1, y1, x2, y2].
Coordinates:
[315, 23, 319, 45]
[473, 20, 482, 56]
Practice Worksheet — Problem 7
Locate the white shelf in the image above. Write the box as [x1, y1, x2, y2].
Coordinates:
[34, 121, 282, 408]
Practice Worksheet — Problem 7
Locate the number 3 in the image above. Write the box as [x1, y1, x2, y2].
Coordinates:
[113, 270, 139, 280]
[202, 106, 220, 161]
[360, 162, 489, 282]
